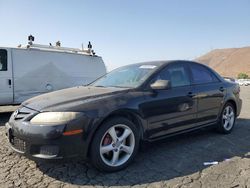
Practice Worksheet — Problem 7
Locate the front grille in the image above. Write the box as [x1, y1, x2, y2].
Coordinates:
[11, 136, 26, 152]
[12, 106, 37, 121]
[40, 145, 59, 156]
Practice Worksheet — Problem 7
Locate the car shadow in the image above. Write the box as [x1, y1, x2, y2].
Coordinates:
[0, 112, 12, 125]
[36, 118, 250, 186]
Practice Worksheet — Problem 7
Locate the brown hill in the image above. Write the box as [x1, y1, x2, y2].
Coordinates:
[196, 47, 250, 78]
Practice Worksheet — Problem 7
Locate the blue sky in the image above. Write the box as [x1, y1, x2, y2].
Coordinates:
[0, 0, 250, 70]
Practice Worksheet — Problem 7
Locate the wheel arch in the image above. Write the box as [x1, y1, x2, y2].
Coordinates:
[86, 109, 145, 157]
[225, 99, 237, 114]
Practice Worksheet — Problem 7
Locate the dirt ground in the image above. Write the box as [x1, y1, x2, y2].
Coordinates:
[0, 86, 250, 188]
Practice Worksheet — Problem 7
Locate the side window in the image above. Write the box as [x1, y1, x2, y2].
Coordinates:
[0, 49, 7, 71]
[153, 64, 191, 87]
[190, 64, 219, 84]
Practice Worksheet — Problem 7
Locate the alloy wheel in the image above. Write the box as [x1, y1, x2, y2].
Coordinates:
[222, 106, 235, 131]
[99, 124, 135, 167]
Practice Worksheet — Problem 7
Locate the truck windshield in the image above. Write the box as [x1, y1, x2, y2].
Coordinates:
[0, 49, 7, 71]
[91, 64, 158, 88]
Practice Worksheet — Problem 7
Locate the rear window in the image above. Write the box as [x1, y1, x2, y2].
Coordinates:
[190, 64, 219, 84]
[0, 49, 7, 71]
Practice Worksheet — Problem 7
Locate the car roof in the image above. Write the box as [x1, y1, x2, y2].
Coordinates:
[130, 60, 192, 67]
[121, 60, 220, 74]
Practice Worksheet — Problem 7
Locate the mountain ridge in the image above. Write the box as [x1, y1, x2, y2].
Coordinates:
[196, 46, 250, 78]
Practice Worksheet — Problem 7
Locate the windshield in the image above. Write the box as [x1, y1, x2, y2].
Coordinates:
[91, 64, 158, 88]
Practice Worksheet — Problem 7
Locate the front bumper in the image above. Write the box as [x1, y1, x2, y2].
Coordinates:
[5, 119, 88, 160]
[237, 98, 242, 117]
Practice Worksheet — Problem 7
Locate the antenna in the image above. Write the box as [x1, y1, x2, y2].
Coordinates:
[28, 35, 35, 45]
[88, 41, 92, 49]
[56, 41, 61, 47]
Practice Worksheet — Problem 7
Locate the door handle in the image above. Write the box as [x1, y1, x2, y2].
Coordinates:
[219, 87, 225, 92]
[187, 92, 195, 98]
[8, 79, 11, 86]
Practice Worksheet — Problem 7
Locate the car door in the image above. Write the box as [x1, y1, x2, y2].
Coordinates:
[142, 62, 197, 139]
[189, 63, 225, 126]
[0, 49, 13, 105]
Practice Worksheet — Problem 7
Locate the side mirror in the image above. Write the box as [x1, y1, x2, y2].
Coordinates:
[150, 80, 171, 90]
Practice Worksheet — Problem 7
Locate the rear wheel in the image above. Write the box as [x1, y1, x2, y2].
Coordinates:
[90, 117, 139, 172]
[217, 103, 236, 134]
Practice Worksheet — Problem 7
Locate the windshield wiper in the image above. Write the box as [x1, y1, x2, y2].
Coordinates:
[94, 85, 105, 87]
[93, 85, 132, 88]
[108, 85, 132, 88]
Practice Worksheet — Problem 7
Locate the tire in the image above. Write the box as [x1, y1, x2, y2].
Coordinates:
[217, 103, 236, 134]
[90, 117, 140, 172]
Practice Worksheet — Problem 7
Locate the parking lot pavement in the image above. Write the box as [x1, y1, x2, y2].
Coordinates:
[0, 87, 250, 188]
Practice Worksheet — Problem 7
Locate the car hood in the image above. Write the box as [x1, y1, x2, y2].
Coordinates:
[22, 86, 129, 112]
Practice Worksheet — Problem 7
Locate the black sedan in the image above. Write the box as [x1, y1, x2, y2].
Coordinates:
[5, 60, 242, 172]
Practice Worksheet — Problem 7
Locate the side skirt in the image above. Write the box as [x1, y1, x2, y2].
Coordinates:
[145, 121, 218, 142]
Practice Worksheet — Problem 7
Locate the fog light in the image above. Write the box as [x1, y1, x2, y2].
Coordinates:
[40, 145, 59, 156]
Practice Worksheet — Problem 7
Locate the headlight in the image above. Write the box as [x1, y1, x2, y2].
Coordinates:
[30, 112, 83, 125]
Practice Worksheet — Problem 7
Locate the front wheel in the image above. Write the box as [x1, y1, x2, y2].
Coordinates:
[217, 103, 236, 134]
[90, 117, 139, 172]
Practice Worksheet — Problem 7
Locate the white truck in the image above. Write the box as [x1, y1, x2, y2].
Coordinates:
[0, 38, 107, 105]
